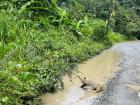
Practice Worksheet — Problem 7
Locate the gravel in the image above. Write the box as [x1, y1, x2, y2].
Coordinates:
[93, 41, 140, 105]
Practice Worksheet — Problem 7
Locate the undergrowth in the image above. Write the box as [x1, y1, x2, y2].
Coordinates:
[0, 1, 128, 105]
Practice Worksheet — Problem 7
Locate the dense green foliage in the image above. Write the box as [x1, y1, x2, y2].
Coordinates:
[0, 0, 138, 104]
[78, 0, 140, 38]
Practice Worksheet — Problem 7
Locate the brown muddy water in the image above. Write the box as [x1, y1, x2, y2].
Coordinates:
[41, 50, 120, 105]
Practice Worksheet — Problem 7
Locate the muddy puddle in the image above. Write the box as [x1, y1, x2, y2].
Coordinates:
[41, 50, 120, 105]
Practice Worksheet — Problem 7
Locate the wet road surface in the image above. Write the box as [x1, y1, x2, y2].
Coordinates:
[41, 47, 119, 105]
[94, 41, 140, 105]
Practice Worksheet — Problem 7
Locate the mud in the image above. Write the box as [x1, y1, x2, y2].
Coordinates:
[41, 50, 119, 105]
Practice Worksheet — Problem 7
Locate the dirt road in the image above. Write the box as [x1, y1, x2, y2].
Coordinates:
[94, 41, 140, 105]
[42, 41, 140, 105]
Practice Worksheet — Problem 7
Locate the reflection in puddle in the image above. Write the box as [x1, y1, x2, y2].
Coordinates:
[41, 50, 120, 105]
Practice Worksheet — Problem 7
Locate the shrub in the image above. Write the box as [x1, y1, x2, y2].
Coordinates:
[91, 20, 107, 41]
[0, 1, 127, 104]
[107, 31, 126, 45]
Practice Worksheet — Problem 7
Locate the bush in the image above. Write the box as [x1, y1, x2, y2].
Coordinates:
[91, 20, 107, 41]
[107, 31, 126, 45]
[0, 1, 127, 105]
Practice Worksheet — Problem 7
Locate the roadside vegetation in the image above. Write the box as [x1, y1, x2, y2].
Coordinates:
[0, 0, 139, 104]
